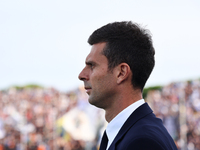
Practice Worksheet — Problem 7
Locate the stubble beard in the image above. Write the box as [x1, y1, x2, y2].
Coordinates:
[88, 93, 105, 109]
[88, 89, 115, 109]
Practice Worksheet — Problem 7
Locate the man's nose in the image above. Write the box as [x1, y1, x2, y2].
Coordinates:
[78, 68, 88, 81]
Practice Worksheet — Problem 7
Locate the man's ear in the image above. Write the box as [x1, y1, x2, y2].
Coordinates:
[116, 63, 131, 84]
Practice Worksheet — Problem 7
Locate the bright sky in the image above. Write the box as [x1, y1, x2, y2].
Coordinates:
[0, 0, 200, 91]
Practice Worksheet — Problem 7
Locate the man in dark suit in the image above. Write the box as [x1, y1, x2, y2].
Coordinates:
[78, 21, 177, 150]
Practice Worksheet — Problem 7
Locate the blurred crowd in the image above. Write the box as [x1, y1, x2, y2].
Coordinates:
[0, 86, 105, 150]
[146, 79, 200, 150]
[0, 79, 200, 150]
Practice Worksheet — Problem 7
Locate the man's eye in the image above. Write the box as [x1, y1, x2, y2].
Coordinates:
[90, 64, 95, 69]
[86, 62, 95, 70]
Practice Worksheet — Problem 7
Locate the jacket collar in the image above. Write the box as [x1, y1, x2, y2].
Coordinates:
[108, 103, 153, 150]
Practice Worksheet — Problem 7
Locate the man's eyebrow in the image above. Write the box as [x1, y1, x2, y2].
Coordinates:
[85, 61, 95, 65]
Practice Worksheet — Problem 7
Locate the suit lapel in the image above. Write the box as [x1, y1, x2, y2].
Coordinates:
[108, 103, 153, 150]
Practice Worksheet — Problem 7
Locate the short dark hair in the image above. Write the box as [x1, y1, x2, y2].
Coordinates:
[88, 21, 155, 91]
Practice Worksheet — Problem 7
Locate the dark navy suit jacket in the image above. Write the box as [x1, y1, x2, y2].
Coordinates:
[106, 103, 178, 150]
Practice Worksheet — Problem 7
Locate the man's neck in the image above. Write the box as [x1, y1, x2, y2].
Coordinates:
[104, 90, 143, 122]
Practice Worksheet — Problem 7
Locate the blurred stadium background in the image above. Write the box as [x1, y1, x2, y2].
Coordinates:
[1, 1, 200, 150]
[0, 78, 200, 149]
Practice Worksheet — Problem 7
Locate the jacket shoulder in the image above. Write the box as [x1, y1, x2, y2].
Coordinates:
[122, 136, 165, 150]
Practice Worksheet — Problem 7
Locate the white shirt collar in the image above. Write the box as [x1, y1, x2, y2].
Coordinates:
[106, 99, 145, 149]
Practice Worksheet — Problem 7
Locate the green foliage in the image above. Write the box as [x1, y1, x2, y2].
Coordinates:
[143, 85, 163, 100]
[12, 84, 43, 90]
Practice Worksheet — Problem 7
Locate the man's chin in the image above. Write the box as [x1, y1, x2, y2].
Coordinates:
[88, 97, 94, 105]
[88, 97, 104, 109]
[88, 97, 97, 106]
